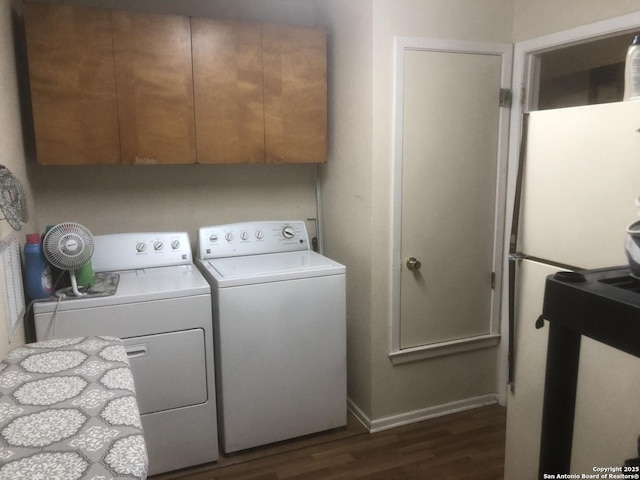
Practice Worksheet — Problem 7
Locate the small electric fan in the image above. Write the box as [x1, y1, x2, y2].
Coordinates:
[43, 222, 95, 297]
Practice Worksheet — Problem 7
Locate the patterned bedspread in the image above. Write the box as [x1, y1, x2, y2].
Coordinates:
[0, 336, 148, 480]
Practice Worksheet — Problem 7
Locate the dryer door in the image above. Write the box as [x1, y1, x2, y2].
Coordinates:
[123, 329, 207, 414]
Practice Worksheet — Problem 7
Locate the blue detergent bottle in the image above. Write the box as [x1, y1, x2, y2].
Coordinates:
[24, 233, 54, 300]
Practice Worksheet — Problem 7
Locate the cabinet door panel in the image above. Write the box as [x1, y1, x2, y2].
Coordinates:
[24, 3, 120, 165]
[112, 11, 195, 165]
[263, 25, 327, 163]
[192, 19, 264, 164]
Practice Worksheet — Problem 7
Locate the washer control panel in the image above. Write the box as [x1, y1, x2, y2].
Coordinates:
[92, 232, 193, 272]
[197, 221, 310, 259]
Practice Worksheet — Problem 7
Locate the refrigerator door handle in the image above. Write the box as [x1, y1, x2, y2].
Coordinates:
[508, 112, 530, 393]
[509, 112, 530, 255]
[507, 258, 517, 392]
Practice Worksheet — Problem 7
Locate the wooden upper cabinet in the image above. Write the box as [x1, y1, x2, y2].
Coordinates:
[112, 11, 196, 165]
[24, 3, 120, 165]
[192, 21, 327, 164]
[263, 25, 327, 164]
[192, 19, 265, 164]
[24, 3, 327, 165]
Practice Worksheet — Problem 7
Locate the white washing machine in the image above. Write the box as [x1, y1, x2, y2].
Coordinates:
[33, 232, 218, 476]
[195, 221, 346, 454]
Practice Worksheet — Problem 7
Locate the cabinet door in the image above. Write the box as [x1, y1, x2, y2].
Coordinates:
[263, 25, 327, 163]
[192, 19, 264, 164]
[24, 3, 120, 165]
[112, 11, 196, 165]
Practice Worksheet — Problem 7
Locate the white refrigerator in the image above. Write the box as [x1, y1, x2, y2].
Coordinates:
[504, 101, 640, 479]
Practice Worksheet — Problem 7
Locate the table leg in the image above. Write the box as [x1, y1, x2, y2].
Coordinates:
[538, 322, 581, 479]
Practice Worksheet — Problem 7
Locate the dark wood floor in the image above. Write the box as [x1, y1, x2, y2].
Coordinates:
[151, 404, 506, 480]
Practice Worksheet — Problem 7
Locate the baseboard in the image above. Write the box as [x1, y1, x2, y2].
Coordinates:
[348, 393, 498, 433]
[347, 398, 373, 430]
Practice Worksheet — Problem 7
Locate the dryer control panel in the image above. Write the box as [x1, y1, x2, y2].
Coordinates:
[197, 221, 310, 259]
[92, 232, 193, 272]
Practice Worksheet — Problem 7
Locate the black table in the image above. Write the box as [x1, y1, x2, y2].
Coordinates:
[539, 266, 640, 479]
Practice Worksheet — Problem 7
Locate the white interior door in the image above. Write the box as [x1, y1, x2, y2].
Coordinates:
[392, 39, 511, 362]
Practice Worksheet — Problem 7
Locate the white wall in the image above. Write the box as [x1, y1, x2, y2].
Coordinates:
[315, 0, 375, 417]
[32, 164, 318, 244]
[32, 0, 320, 25]
[317, 0, 516, 424]
[368, 0, 513, 422]
[0, 0, 37, 357]
[513, 0, 640, 41]
[359, 0, 640, 428]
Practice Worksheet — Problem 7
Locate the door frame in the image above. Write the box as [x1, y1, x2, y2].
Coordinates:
[499, 11, 640, 404]
[390, 37, 512, 365]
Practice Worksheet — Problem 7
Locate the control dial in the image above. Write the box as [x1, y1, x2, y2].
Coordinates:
[282, 226, 295, 239]
[209, 234, 218, 243]
[255, 230, 264, 240]
[154, 241, 163, 251]
[171, 240, 180, 250]
[136, 242, 146, 253]
[240, 231, 249, 241]
[225, 232, 234, 242]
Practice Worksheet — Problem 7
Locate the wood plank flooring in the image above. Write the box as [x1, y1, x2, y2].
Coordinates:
[151, 404, 506, 480]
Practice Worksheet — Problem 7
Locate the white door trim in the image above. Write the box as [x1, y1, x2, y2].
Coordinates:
[500, 11, 640, 405]
[390, 37, 512, 364]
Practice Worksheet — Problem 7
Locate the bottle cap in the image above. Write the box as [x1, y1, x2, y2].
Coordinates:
[25, 233, 40, 244]
[633, 34, 640, 45]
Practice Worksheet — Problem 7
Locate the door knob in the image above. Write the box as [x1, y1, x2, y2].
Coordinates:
[406, 257, 422, 271]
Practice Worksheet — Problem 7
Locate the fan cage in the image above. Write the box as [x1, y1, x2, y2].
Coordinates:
[0, 166, 28, 231]
[43, 222, 95, 270]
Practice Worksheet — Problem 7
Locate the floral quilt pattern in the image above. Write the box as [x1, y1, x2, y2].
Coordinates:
[0, 336, 148, 480]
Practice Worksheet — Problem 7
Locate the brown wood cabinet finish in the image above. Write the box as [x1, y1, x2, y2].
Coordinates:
[192, 19, 265, 164]
[24, 3, 120, 165]
[193, 21, 327, 164]
[112, 11, 196, 165]
[263, 25, 327, 164]
[24, 3, 327, 165]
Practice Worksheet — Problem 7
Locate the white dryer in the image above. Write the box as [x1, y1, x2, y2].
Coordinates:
[195, 221, 346, 453]
[33, 232, 218, 476]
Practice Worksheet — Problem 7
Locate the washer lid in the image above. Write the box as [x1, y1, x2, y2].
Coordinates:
[197, 251, 345, 287]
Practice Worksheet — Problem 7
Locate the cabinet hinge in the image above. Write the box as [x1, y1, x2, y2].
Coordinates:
[499, 88, 512, 108]
[491, 272, 496, 289]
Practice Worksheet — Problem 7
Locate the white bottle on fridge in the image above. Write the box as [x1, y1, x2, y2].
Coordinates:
[624, 34, 640, 101]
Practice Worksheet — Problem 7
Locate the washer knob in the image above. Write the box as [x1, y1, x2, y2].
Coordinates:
[209, 234, 218, 243]
[154, 241, 163, 251]
[282, 226, 295, 239]
[171, 240, 180, 250]
[255, 230, 264, 240]
[136, 242, 146, 253]
[240, 231, 249, 241]
[225, 232, 234, 242]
